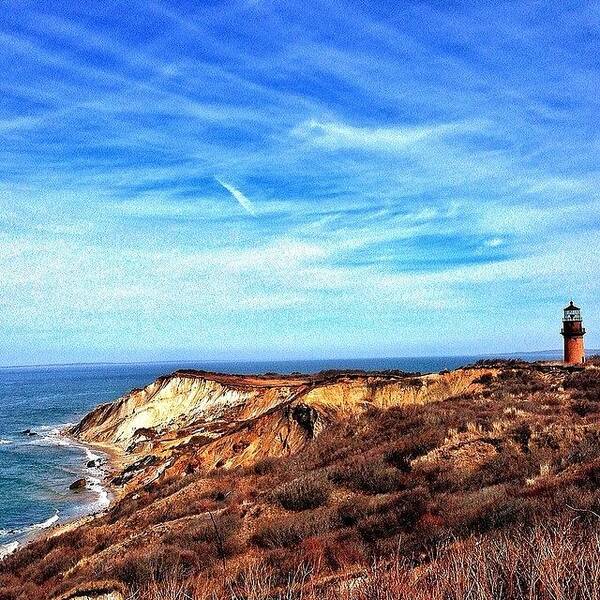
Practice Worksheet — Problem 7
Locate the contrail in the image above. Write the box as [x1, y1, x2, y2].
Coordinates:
[215, 177, 256, 216]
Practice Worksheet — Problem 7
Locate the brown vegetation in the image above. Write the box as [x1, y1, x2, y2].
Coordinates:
[2, 362, 600, 599]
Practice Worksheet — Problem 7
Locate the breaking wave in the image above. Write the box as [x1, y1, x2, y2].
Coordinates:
[0, 541, 19, 560]
[30, 511, 59, 530]
[82, 444, 111, 511]
[3, 425, 112, 550]
[24, 425, 74, 447]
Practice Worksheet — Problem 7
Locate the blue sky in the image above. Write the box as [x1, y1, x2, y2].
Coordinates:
[1, 0, 599, 366]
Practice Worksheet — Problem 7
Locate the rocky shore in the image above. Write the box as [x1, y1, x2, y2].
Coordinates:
[0, 435, 123, 563]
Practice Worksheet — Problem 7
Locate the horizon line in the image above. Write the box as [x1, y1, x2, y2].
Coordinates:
[0, 349, 580, 370]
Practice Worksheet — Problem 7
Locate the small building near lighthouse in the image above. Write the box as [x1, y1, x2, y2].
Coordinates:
[561, 301, 586, 364]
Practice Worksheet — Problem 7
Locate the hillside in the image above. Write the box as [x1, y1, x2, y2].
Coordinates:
[1, 360, 600, 600]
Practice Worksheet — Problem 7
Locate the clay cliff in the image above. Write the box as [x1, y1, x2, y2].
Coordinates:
[70, 367, 489, 484]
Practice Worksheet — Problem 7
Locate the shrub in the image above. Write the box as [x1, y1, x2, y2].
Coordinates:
[272, 476, 330, 511]
[329, 457, 407, 494]
[509, 422, 532, 453]
[474, 373, 494, 385]
[568, 432, 600, 464]
[106, 544, 199, 589]
[356, 489, 429, 543]
[32, 546, 81, 584]
[453, 447, 538, 491]
[337, 496, 379, 527]
[495, 369, 546, 395]
[565, 370, 600, 402]
[320, 518, 600, 600]
[251, 510, 335, 549]
[572, 400, 599, 417]
[161, 510, 243, 564]
[0, 582, 38, 600]
[252, 456, 280, 475]
[441, 488, 528, 537]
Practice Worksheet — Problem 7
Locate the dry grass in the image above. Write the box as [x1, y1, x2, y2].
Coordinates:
[2, 363, 600, 599]
[128, 517, 600, 600]
[271, 476, 331, 511]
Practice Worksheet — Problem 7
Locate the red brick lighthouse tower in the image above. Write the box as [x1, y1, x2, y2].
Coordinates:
[561, 301, 586, 364]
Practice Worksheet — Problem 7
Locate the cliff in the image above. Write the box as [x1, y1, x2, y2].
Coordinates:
[70, 367, 489, 483]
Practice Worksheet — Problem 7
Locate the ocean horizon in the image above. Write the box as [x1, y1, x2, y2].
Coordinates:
[0, 348, 578, 371]
[0, 350, 583, 557]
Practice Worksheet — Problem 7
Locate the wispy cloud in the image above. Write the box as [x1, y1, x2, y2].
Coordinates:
[215, 178, 257, 216]
[292, 119, 488, 151]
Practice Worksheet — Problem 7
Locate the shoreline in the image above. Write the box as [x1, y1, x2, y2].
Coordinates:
[0, 430, 125, 560]
[44, 432, 126, 542]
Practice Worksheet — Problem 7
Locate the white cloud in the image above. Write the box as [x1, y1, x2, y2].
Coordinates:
[526, 174, 600, 195]
[292, 118, 488, 151]
[220, 240, 327, 271]
[215, 178, 257, 216]
[485, 237, 504, 247]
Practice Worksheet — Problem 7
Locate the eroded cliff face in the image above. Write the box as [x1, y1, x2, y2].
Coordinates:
[71, 367, 491, 487]
[71, 372, 301, 448]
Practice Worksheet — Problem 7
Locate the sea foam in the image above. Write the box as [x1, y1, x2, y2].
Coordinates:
[82, 445, 111, 511]
[26, 425, 74, 447]
[30, 511, 59, 530]
[0, 541, 19, 560]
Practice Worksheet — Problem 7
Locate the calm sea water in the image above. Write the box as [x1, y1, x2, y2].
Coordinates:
[0, 352, 562, 555]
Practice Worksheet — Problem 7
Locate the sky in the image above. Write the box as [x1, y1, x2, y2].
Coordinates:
[1, 0, 599, 366]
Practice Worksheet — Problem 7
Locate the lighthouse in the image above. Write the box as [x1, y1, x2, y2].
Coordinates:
[561, 301, 586, 364]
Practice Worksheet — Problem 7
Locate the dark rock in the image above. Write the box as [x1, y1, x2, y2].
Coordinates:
[291, 403, 319, 437]
[69, 478, 87, 491]
[21, 429, 38, 436]
[232, 440, 250, 453]
[132, 427, 158, 440]
[213, 490, 229, 502]
[87, 458, 103, 468]
[112, 455, 158, 486]
[126, 429, 159, 454]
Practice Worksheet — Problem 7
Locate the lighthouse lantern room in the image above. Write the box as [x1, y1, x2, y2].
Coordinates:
[561, 301, 586, 364]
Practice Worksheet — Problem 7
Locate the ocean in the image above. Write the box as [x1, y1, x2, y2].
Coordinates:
[0, 352, 563, 557]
